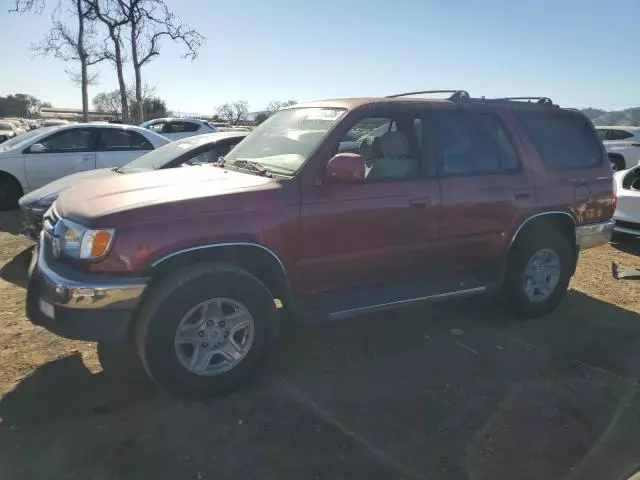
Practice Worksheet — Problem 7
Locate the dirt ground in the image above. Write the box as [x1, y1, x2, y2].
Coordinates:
[1, 208, 639, 480]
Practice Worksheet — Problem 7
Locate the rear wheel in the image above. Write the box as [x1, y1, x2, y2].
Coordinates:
[135, 263, 278, 398]
[503, 232, 573, 318]
[609, 154, 625, 172]
[0, 174, 22, 210]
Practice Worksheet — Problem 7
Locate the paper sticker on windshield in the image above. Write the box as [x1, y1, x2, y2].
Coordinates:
[305, 109, 343, 121]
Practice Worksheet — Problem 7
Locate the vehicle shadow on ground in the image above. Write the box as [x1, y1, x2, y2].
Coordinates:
[611, 238, 640, 256]
[0, 246, 33, 289]
[2, 291, 640, 480]
[0, 209, 24, 235]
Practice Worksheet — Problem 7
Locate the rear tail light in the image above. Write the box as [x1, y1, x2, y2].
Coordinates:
[605, 194, 617, 210]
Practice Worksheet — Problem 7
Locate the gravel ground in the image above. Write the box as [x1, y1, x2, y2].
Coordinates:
[1, 208, 639, 480]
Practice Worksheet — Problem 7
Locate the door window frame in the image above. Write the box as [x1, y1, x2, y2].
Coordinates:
[23, 128, 96, 154]
[426, 109, 523, 178]
[95, 127, 153, 152]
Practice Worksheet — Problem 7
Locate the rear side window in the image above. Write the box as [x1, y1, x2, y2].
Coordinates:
[516, 111, 602, 169]
[99, 128, 152, 150]
[596, 129, 608, 140]
[608, 129, 633, 140]
[169, 122, 200, 133]
[433, 111, 520, 176]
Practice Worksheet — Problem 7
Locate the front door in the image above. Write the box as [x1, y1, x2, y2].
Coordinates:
[24, 128, 96, 190]
[299, 114, 441, 295]
[429, 108, 536, 281]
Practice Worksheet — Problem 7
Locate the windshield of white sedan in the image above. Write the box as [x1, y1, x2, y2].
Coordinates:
[223, 107, 346, 174]
[121, 135, 217, 171]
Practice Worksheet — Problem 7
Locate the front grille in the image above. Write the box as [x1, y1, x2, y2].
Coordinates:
[42, 206, 60, 237]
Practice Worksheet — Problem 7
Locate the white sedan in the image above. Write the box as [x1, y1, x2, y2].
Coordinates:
[139, 117, 217, 141]
[0, 123, 169, 209]
[613, 164, 640, 238]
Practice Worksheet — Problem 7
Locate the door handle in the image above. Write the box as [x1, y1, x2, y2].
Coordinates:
[410, 197, 430, 208]
[514, 190, 532, 201]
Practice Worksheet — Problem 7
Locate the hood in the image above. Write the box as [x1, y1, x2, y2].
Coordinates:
[56, 165, 279, 226]
[20, 168, 117, 207]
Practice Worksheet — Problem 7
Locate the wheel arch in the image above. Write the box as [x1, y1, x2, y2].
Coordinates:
[146, 242, 291, 307]
[608, 152, 626, 170]
[504, 211, 578, 278]
[0, 170, 25, 207]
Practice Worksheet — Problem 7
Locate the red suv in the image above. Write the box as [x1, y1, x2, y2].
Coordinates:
[26, 91, 615, 397]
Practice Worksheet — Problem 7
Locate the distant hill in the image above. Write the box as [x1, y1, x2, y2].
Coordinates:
[580, 107, 640, 126]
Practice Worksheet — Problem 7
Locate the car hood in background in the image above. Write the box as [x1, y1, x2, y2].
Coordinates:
[19, 168, 117, 207]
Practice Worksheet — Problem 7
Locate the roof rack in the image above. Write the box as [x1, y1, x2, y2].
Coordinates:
[386, 90, 470, 101]
[491, 97, 554, 105]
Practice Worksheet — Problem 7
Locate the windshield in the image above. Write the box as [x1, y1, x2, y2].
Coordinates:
[223, 107, 346, 174]
[0, 128, 52, 151]
[120, 135, 217, 171]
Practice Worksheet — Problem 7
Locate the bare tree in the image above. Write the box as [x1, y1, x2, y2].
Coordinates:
[84, 0, 130, 122]
[8, 0, 45, 13]
[118, 0, 204, 122]
[265, 100, 297, 117]
[32, 0, 107, 122]
[216, 101, 249, 126]
[93, 89, 122, 120]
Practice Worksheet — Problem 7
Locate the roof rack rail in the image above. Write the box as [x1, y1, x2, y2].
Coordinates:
[386, 90, 470, 101]
[492, 97, 554, 105]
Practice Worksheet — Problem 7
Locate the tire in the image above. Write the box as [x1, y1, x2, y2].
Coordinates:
[0, 174, 21, 211]
[609, 155, 625, 173]
[135, 262, 278, 398]
[503, 231, 573, 318]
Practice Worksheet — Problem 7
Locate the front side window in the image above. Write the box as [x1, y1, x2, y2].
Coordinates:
[338, 116, 422, 182]
[516, 111, 602, 169]
[144, 121, 165, 133]
[99, 129, 152, 151]
[434, 112, 519, 176]
[224, 107, 346, 175]
[596, 129, 608, 141]
[38, 129, 92, 152]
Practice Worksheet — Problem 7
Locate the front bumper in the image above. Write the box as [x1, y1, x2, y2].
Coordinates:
[575, 220, 615, 250]
[613, 220, 640, 237]
[26, 234, 148, 341]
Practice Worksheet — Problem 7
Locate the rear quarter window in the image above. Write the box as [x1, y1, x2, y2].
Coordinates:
[516, 111, 602, 169]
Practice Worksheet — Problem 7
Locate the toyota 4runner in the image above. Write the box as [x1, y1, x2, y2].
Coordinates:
[26, 91, 616, 397]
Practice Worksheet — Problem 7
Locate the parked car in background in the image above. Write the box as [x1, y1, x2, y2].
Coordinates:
[140, 117, 217, 141]
[0, 121, 17, 144]
[26, 92, 614, 398]
[0, 123, 169, 209]
[612, 164, 640, 238]
[20, 131, 248, 239]
[596, 126, 640, 172]
[42, 119, 69, 127]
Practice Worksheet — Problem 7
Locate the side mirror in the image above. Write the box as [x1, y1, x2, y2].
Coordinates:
[29, 143, 45, 153]
[325, 153, 365, 184]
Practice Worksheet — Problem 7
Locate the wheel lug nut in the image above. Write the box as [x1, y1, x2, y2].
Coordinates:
[206, 320, 214, 326]
[197, 331, 204, 337]
[219, 320, 225, 327]
[224, 331, 229, 338]
[202, 342, 209, 348]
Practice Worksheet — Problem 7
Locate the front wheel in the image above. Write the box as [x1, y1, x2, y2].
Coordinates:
[136, 263, 279, 398]
[503, 232, 573, 318]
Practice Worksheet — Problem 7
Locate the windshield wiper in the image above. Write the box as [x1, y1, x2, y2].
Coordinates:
[112, 166, 125, 174]
[224, 159, 273, 177]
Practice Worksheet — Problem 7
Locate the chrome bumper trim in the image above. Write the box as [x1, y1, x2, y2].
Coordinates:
[33, 233, 148, 310]
[575, 220, 615, 250]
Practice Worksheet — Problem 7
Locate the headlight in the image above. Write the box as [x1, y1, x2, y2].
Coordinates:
[58, 219, 115, 260]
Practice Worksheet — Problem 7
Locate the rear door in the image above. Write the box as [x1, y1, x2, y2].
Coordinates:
[23, 127, 96, 190]
[431, 108, 536, 281]
[95, 127, 155, 168]
[164, 121, 201, 140]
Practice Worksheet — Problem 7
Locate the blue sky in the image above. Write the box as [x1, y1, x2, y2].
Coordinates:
[1, 0, 639, 114]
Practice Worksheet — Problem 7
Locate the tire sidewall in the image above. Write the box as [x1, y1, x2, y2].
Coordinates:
[137, 265, 278, 397]
[0, 176, 20, 210]
[504, 232, 573, 318]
